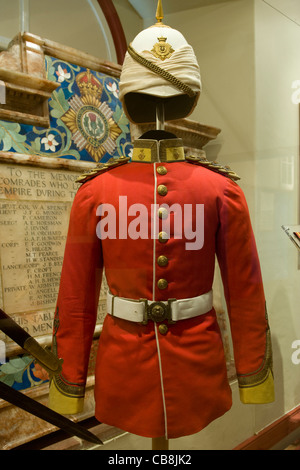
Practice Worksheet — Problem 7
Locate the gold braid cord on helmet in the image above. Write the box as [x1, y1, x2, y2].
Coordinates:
[127, 44, 197, 98]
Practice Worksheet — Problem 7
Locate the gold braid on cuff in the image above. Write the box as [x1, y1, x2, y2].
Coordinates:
[127, 44, 196, 98]
[238, 328, 273, 388]
[52, 374, 85, 398]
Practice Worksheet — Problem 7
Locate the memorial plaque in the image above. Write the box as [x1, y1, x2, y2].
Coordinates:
[0, 162, 108, 345]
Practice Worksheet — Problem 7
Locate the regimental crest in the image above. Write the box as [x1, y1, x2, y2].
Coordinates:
[138, 149, 146, 160]
[61, 70, 122, 161]
[151, 37, 175, 61]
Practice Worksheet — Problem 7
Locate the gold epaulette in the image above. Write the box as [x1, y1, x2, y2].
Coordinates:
[185, 155, 240, 182]
[76, 156, 131, 184]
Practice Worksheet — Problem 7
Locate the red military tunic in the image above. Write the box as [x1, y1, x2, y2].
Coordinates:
[49, 135, 274, 439]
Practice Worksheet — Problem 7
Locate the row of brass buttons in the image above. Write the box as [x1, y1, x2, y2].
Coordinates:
[157, 166, 170, 335]
[157, 166, 169, 296]
[157, 232, 168, 291]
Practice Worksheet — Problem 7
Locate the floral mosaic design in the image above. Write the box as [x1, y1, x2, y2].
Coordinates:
[0, 56, 133, 162]
[0, 355, 49, 390]
[0, 340, 100, 391]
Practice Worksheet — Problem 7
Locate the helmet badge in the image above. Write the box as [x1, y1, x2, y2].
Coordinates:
[151, 37, 175, 61]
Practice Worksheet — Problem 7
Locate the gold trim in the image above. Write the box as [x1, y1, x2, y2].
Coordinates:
[239, 369, 275, 404]
[49, 380, 84, 415]
[52, 374, 85, 399]
[50, 305, 85, 399]
[132, 142, 157, 162]
[76, 156, 130, 183]
[166, 147, 184, 161]
[185, 154, 240, 181]
[132, 138, 185, 163]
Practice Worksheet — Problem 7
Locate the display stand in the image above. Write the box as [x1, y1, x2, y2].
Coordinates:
[156, 101, 165, 131]
[152, 436, 169, 450]
[151, 102, 169, 452]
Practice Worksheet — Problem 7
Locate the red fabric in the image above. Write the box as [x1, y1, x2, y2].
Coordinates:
[54, 161, 268, 438]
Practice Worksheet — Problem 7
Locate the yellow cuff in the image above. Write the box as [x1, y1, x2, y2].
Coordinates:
[48, 380, 84, 415]
[239, 369, 275, 404]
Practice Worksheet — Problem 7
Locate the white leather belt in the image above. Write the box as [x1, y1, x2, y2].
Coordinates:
[107, 290, 213, 325]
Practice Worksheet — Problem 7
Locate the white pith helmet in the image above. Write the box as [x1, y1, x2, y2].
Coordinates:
[119, 0, 202, 124]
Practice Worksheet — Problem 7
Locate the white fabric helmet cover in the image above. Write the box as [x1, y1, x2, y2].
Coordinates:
[119, 24, 202, 123]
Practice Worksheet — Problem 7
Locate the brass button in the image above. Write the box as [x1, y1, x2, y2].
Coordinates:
[157, 255, 169, 267]
[157, 166, 168, 175]
[157, 185, 168, 196]
[158, 207, 168, 219]
[158, 324, 168, 335]
[157, 279, 168, 290]
[158, 231, 169, 243]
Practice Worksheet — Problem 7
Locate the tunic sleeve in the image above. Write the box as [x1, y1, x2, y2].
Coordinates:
[48, 182, 103, 414]
[216, 179, 274, 404]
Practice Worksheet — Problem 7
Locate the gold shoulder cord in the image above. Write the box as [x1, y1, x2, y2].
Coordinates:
[127, 44, 196, 99]
[76, 156, 130, 184]
[185, 155, 240, 182]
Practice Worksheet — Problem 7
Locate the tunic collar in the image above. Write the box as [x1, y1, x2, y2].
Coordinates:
[131, 137, 185, 163]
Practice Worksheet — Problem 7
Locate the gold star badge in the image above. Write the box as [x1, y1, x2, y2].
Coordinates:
[151, 37, 175, 61]
[61, 70, 121, 161]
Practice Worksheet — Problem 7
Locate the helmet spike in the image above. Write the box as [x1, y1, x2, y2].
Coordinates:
[156, 0, 164, 23]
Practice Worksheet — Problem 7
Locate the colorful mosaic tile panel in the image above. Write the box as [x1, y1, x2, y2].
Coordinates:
[0, 339, 100, 391]
[0, 56, 133, 162]
[0, 354, 49, 390]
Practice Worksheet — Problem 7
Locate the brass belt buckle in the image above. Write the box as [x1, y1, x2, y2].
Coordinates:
[140, 299, 176, 325]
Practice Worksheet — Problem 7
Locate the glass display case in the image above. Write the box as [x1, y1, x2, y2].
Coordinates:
[0, 0, 299, 452]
